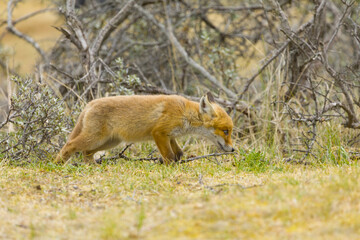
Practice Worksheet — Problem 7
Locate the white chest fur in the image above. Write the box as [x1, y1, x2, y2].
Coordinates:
[170, 120, 213, 138]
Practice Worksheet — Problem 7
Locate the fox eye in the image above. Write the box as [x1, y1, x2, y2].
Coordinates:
[223, 130, 229, 136]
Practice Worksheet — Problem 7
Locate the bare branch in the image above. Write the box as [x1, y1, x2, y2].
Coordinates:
[324, 1, 354, 53]
[0, 59, 19, 77]
[266, 0, 291, 33]
[53, 26, 83, 51]
[309, 0, 327, 44]
[136, 85, 254, 117]
[65, 0, 88, 51]
[178, 152, 235, 164]
[238, 40, 289, 99]
[0, 7, 57, 30]
[6, 0, 47, 61]
[203, 4, 264, 12]
[321, 45, 359, 128]
[238, 19, 314, 100]
[66, 0, 76, 17]
[134, 4, 237, 99]
[90, 0, 135, 60]
[203, 0, 292, 12]
[95, 150, 235, 165]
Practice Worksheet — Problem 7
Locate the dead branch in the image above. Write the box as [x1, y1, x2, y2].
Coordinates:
[238, 19, 314, 100]
[319, 2, 359, 128]
[203, 0, 291, 12]
[65, 0, 88, 52]
[90, 0, 135, 61]
[178, 152, 236, 164]
[95, 147, 235, 165]
[0, 7, 57, 41]
[266, 0, 291, 33]
[321, 51, 360, 128]
[136, 85, 254, 117]
[324, 1, 355, 53]
[238, 39, 290, 99]
[6, 0, 47, 60]
[134, 4, 237, 99]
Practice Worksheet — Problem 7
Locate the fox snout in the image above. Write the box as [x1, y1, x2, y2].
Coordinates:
[217, 141, 235, 152]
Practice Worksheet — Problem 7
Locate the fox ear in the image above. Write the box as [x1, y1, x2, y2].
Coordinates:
[206, 92, 215, 103]
[200, 94, 216, 116]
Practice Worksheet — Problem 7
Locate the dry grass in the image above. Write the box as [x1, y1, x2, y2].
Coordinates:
[1, 150, 359, 240]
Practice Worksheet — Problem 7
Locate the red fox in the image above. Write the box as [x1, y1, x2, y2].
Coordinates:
[56, 92, 234, 164]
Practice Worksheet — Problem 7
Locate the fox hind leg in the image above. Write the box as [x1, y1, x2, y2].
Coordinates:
[56, 134, 114, 164]
[82, 138, 122, 164]
[83, 150, 96, 164]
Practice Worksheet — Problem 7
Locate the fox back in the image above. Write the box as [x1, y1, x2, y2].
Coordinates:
[56, 92, 234, 164]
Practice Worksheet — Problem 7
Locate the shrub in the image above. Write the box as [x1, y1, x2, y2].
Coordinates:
[0, 77, 72, 164]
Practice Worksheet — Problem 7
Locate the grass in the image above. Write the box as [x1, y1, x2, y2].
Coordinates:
[1, 148, 360, 240]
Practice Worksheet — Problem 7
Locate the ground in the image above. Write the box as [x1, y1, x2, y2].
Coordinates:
[1, 155, 359, 240]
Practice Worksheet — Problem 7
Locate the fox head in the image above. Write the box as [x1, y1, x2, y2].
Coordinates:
[199, 92, 235, 152]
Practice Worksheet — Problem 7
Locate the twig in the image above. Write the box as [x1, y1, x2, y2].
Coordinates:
[324, 1, 354, 53]
[0, 7, 57, 41]
[238, 19, 313, 99]
[203, 0, 291, 12]
[49, 64, 75, 81]
[0, 60, 19, 77]
[90, 0, 135, 61]
[136, 84, 254, 117]
[64, 0, 88, 51]
[53, 26, 84, 52]
[267, 0, 291, 33]
[178, 152, 236, 164]
[0, 7, 57, 28]
[238, 39, 290, 99]
[6, 0, 47, 60]
[321, 46, 360, 128]
[134, 4, 237, 99]
[0, 105, 15, 129]
[95, 149, 235, 165]
[95, 144, 132, 163]
[202, 4, 264, 12]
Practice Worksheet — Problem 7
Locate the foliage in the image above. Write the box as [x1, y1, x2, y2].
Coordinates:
[0, 77, 71, 163]
[112, 57, 141, 95]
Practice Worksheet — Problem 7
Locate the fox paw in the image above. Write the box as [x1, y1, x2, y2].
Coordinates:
[174, 151, 183, 162]
[158, 157, 174, 165]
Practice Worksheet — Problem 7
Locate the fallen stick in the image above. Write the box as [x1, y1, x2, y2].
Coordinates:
[95, 147, 236, 164]
[178, 152, 236, 164]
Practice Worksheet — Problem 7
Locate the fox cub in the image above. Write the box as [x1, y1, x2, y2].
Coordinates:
[56, 92, 234, 164]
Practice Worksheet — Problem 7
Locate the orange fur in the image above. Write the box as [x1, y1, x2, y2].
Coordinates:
[55, 93, 234, 164]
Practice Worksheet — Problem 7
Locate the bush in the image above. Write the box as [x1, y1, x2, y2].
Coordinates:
[0, 77, 72, 164]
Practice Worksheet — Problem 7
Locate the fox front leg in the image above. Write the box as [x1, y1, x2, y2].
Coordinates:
[170, 138, 183, 161]
[152, 132, 176, 164]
